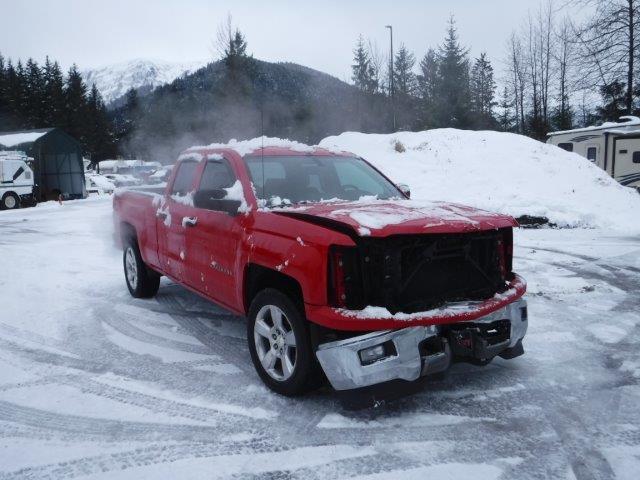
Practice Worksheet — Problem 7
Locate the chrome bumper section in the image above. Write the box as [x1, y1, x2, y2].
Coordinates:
[315, 298, 528, 391]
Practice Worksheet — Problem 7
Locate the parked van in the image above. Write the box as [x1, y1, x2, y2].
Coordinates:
[0, 153, 36, 209]
[547, 116, 640, 190]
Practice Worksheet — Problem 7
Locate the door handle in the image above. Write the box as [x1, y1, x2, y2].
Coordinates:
[183, 216, 198, 227]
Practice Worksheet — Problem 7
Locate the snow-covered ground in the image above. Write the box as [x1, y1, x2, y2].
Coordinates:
[0, 198, 639, 479]
[320, 130, 640, 232]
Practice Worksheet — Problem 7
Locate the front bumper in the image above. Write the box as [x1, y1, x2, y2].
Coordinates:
[315, 297, 528, 391]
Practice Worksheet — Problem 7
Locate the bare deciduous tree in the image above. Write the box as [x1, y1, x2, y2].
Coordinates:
[572, 0, 640, 114]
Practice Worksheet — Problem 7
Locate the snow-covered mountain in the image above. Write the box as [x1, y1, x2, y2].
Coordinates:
[82, 59, 208, 105]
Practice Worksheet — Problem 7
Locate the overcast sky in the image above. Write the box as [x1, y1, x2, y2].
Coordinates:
[3, 0, 549, 80]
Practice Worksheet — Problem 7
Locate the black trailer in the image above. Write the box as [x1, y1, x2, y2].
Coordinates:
[0, 128, 85, 201]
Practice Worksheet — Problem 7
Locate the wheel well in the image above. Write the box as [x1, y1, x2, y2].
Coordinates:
[244, 264, 304, 313]
[120, 222, 137, 247]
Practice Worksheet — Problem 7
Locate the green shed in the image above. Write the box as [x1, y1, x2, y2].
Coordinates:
[0, 128, 85, 201]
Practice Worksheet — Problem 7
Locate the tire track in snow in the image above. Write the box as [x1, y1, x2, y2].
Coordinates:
[99, 311, 213, 355]
[0, 440, 272, 480]
[154, 294, 254, 375]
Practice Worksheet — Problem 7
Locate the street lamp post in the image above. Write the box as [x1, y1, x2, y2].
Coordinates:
[385, 24, 396, 132]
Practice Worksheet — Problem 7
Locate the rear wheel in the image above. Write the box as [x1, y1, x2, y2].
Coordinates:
[1, 192, 20, 210]
[123, 240, 160, 298]
[247, 289, 320, 396]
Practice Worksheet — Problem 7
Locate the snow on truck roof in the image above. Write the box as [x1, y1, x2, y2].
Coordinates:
[182, 136, 350, 158]
[547, 116, 640, 136]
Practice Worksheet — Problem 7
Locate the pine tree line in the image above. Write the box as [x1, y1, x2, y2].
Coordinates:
[0, 53, 117, 160]
[351, 17, 497, 132]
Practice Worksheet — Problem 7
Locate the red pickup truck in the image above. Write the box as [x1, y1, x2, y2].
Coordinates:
[113, 145, 528, 396]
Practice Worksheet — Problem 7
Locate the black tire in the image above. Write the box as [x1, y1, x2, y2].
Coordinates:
[247, 289, 321, 396]
[123, 239, 160, 298]
[1, 192, 20, 210]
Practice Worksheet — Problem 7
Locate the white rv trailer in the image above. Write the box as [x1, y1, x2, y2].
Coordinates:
[547, 116, 640, 190]
[0, 151, 36, 209]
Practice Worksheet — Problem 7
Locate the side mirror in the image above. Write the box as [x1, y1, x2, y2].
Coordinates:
[193, 189, 241, 215]
[398, 183, 411, 198]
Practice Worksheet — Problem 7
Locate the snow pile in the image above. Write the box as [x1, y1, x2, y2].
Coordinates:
[320, 129, 640, 232]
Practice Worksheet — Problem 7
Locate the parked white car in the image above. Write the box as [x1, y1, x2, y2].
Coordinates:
[103, 173, 142, 187]
[0, 156, 36, 209]
[85, 173, 116, 195]
[148, 165, 173, 184]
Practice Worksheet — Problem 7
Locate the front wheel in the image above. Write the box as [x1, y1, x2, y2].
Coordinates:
[123, 241, 160, 298]
[1, 192, 20, 210]
[247, 289, 321, 396]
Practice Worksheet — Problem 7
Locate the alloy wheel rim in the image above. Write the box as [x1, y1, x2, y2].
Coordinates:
[125, 248, 138, 289]
[5, 196, 16, 209]
[253, 305, 297, 381]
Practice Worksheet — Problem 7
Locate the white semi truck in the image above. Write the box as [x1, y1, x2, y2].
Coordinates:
[0, 152, 36, 210]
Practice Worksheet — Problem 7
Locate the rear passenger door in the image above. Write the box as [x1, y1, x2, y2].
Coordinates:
[186, 157, 245, 309]
[157, 160, 199, 282]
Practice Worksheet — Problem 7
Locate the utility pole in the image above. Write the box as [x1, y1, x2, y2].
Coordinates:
[385, 25, 396, 132]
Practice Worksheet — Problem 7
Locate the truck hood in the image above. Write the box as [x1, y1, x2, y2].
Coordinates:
[272, 199, 517, 237]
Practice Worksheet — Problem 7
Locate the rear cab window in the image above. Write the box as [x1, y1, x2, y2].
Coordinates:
[171, 161, 199, 197]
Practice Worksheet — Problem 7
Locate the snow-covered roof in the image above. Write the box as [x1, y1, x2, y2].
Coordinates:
[547, 116, 640, 136]
[0, 129, 52, 148]
[188, 136, 317, 157]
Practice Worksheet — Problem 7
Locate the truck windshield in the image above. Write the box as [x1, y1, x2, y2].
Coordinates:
[244, 155, 402, 204]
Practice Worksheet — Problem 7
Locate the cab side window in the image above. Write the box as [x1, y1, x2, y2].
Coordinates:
[193, 159, 240, 213]
[171, 161, 199, 196]
[199, 160, 235, 190]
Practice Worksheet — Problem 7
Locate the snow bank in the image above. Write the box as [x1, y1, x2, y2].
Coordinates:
[320, 129, 640, 232]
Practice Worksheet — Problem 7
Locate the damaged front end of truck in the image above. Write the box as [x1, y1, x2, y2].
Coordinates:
[311, 225, 528, 391]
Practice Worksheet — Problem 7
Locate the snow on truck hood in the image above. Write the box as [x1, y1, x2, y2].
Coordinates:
[272, 199, 516, 236]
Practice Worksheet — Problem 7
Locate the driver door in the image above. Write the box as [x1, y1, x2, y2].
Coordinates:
[185, 158, 245, 309]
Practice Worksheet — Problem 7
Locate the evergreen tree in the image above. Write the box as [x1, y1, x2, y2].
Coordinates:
[64, 64, 88, 144]
[551, 88, 574, 131]
[0, 53, 8, 126]
[351, 35, 377, 94]
[14, 61, 30, 128]
[223, 30, 248, 68]
[497, 86, 516, 132]
[597, 81, 627, 122]
[4, 61, 24, 127]
[24, 58, 44, 127]
[417, 48, 438, 128]
[434, 16, 471, 128]
[86, 84, 114, 160]
[42, 58, 65, 127]
[393, 44, 417, 96]
[469, 53, 497, 128]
